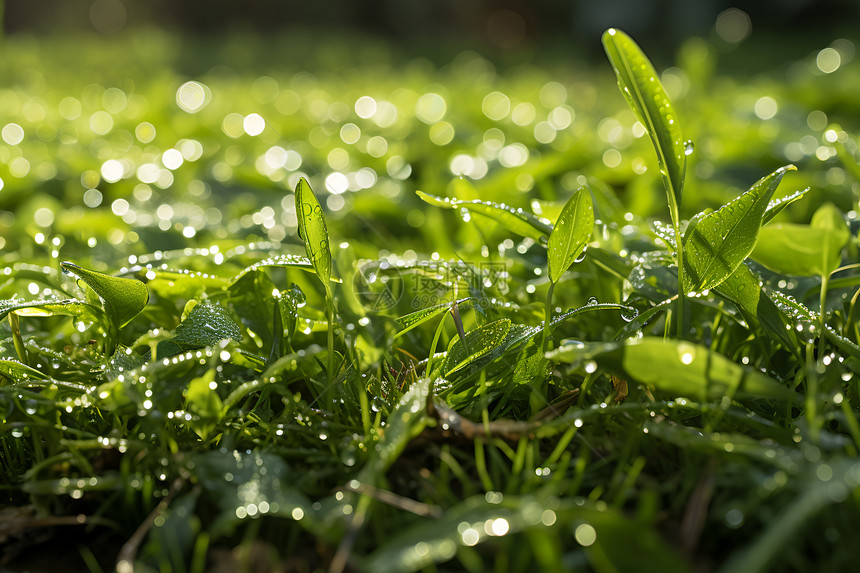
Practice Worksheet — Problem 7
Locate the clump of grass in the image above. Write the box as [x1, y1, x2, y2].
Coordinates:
[2, 25, 860, 573]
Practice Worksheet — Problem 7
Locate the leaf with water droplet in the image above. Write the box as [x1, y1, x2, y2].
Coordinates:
[683, 165, 795, 292]
[548, 186, 594, 284]
[185, 368, 222, 440]
[716, 263, 799, 356]
[172, 300, 243, 348]
[394, 298, 471, 339]
[60, 261, 149, 329]
[762, 187, 810, 225]
[0, 359, 50, 381]
[295, 177, 332, 295]
[549, 337, 797, 403]
[602, 28, 688, 226]
[416, 190, 552, 241]
[445, 318, 511, 376]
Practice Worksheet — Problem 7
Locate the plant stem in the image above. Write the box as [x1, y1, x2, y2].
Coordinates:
[541, 281, 556, 353]
[326, 292, 335, 381]
[675, 225, 686, 339]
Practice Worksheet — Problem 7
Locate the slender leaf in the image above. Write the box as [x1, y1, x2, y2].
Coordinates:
[762, 187, 810, 225]
[394, 298, 472, 339]
[60, 261, 149, 328]
[549, 337, 797, 403]
[683, 165, 795, 292]
[445, 318, 511, 376]
[295, 177, 332, 292]
[547, 186, 594, 283]
[602, 28, 687, 224]
[416, 190, 552, 241]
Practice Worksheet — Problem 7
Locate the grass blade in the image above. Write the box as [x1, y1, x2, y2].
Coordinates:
[550, 337, 797, 403]
[547, 186, 594, 283]
[295, 177, 332, 293]
[416, 190, 553, 241]
[602, 28, 687, 225]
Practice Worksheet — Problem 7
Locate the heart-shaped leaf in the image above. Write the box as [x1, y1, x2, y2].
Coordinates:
[173, 300, 243, 348]
[683, 165, 795, 292]
[547, 186, 594, 284]
[602, 28, 688, 225]
[60, 261, 149, 329]
[295, 177, 332, 294]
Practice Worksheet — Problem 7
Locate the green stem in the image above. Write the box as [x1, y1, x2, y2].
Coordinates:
[425, 313, 448, 378]
[541, 281, 556, 353]
[675, 225, 686, 339]
[9, 313, 27, 364]
[326, 292, 335, 382]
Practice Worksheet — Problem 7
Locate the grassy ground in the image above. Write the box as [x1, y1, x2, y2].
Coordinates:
[2, 27, 860, 572]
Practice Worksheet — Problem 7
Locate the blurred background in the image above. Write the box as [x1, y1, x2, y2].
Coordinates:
[5, 0, 860, 59]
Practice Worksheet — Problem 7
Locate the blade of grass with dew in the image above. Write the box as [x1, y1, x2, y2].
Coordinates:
[295, 177, 336, 378]
[603, 28, 690, 333]
[445, 318, 511, 376]
[549, 337, 798, 403]
[417, 191, 553, 241]
[547, 185, 594, 284]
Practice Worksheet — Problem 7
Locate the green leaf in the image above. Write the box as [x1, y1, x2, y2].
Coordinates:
[762, 187, 810, 225]
[715, 264, 799, 355]
[547, 186, 594, 283]
[445, 318, 511, 376]
[602, 28, 688, 225]
[683, 165, 795, 292]
[394, 299, 465, 339]
[416, 190, 552, 241]
[295, 178, 332, 293]
[185, 368, 223, 440]
[0, 297, 106, 326]
[172, 300, 243, 348]
[358, 378, 431, 485]
[550, 337, 797, 403]
[0, 359, 50, 381]
[752, 203, 850, 277]
[60, 261, 149, 329]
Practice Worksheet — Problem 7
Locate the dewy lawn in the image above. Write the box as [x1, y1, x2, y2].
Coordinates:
[2, 26, 860, 573]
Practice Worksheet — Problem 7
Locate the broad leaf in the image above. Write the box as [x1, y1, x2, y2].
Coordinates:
[752, 203, 849, 277]
[295, 178, 332, 294]
[603, 28, 688, 225]
[416, 191, 552, 241]
[549, 337, 797, 403]
[172, 300, 243, 348]
[445, 318, 511, 376]
[60, 261, 149, 329]
[547, 186, 594, 283]
[683, 165, 795, 292]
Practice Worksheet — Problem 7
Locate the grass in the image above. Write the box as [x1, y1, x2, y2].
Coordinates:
[2, 25, 860, 572]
